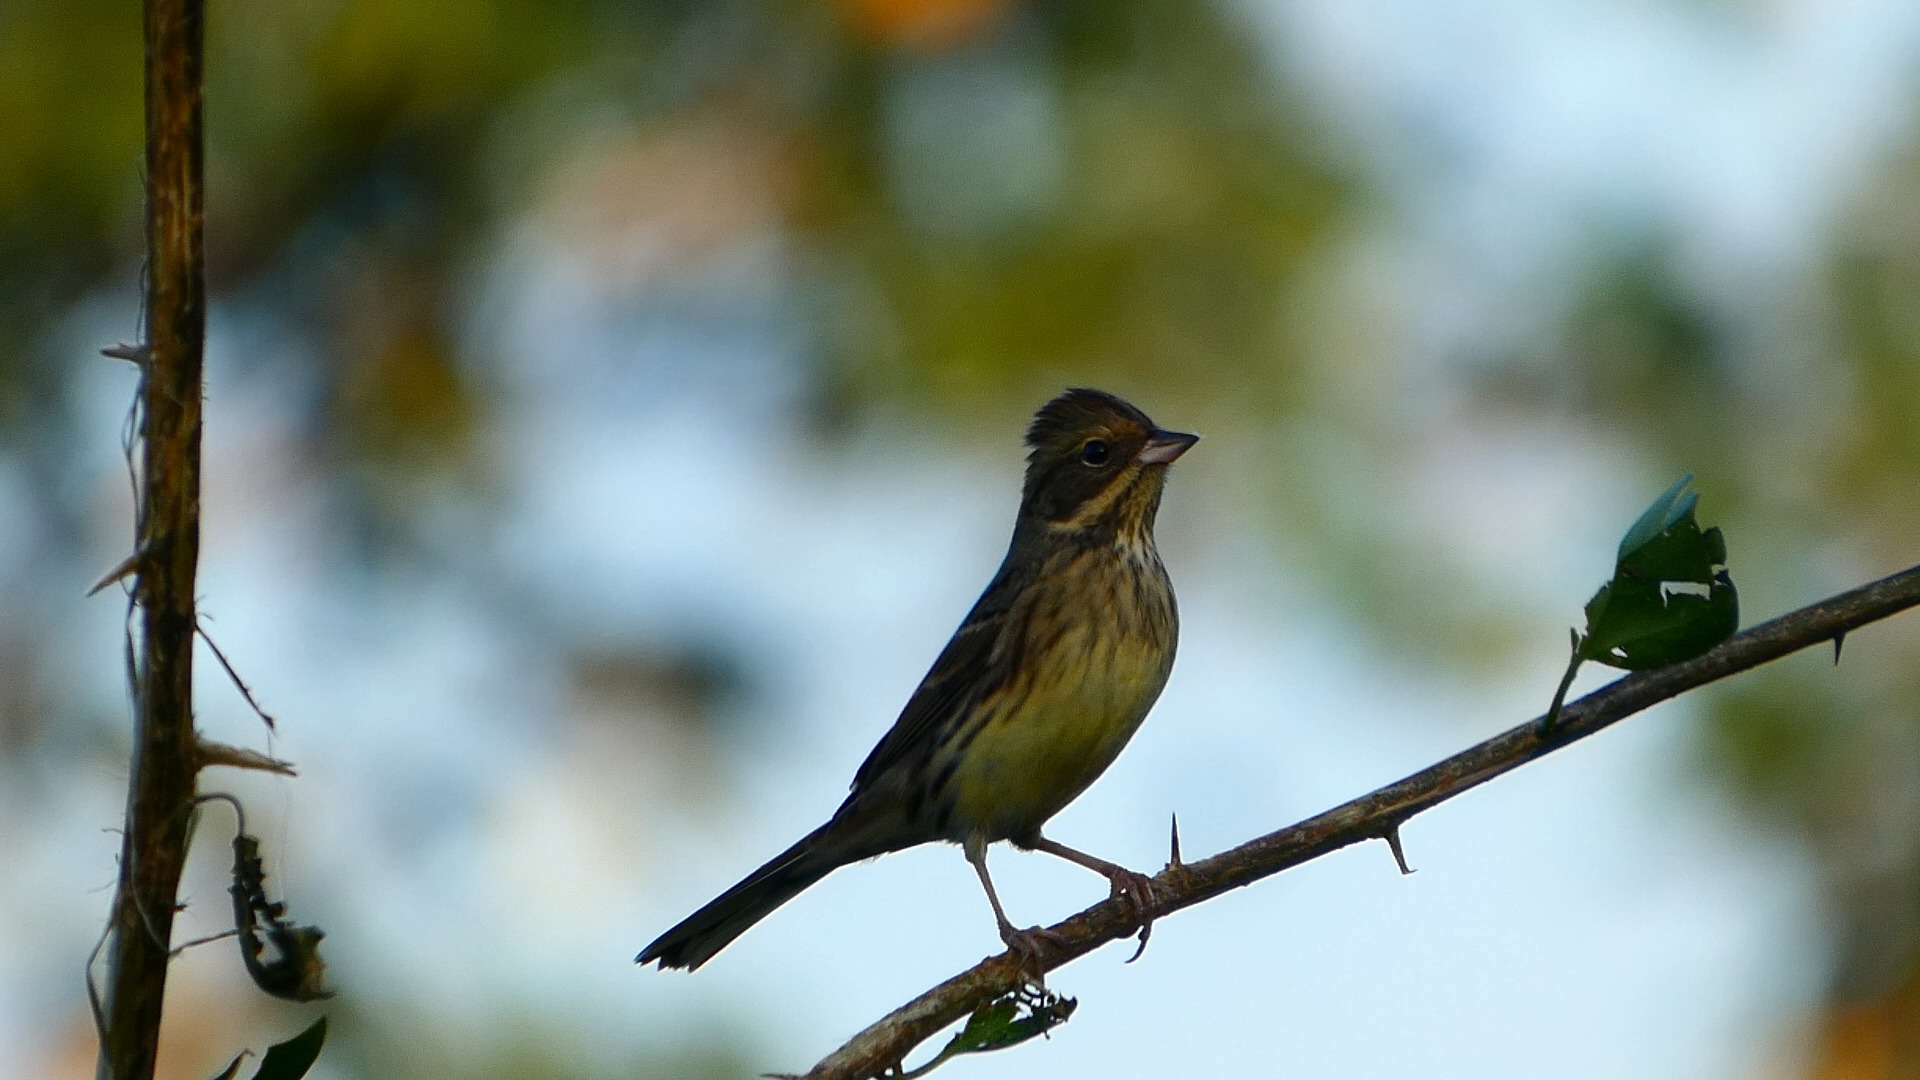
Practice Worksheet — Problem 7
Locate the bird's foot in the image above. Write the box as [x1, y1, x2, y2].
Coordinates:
[1106, 866, 1158, 925]
[1105, 867, 1159, 962]
[999, 923, 1068, 978]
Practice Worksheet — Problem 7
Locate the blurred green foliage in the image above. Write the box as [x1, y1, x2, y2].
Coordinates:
[321, 995, 760, 1080]
[7, 2, 1348, 1075]
[1687, 138, 1920, 1072]
[0, 0, 1345, 530]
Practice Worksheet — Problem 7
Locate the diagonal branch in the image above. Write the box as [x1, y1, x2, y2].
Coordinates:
[800, 561, 1920, 1080]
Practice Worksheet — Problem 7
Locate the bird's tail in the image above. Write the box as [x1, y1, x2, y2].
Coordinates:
[637, 825, 846, 971]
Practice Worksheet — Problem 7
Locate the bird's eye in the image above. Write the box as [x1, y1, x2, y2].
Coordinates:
[1080, 439, 1110, 466]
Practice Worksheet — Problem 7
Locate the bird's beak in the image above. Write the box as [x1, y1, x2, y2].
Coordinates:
[1136, 429, 1199, 465]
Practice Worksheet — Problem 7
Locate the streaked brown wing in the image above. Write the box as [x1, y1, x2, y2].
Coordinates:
[848, 566, 1024, 795]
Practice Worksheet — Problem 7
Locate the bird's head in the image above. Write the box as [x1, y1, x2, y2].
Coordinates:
[1019, 388, 1198, 537]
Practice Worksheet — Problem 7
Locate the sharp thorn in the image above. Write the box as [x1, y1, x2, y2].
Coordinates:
[1383, 825, 1414, 875]
[100, 342, 149, 363]
[1833, 631, 1846, 665]
[87, 549, 145, 596]
[195, 739, 297, 776]
[1168, 812, 1183, 869]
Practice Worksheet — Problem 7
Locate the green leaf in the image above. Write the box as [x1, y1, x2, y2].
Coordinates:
[1543, 475, 1739, 732]
[249, 1017, 327, 1080]
[1580, 572, 1738, 670]
[943, 990, 1074, 1056]
[949, 1000, 1023, 1052]
[1616, 472, 1696, 561]
[1581, 475, 1738, 671]
[901, 989, 1076, 1077]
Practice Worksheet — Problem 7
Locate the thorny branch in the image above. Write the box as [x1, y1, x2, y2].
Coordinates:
[96, 0, 207, 1077]
[800, 561, 1920, 1080]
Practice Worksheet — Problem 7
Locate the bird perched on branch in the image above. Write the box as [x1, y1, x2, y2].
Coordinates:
[638, 388, 1197, 970]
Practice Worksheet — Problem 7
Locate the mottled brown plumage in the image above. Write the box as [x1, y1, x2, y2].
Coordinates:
[638, 388, 1196, 970]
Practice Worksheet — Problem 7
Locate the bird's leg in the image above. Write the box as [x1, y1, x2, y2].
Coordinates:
[965, 835, 1064, 972]
[1023, 834, 1158, 957]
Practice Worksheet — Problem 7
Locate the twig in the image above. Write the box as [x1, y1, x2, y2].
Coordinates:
[1541, 631, 1583, 731]
[96, 0, 207, 1076]
[197, 621, 279, 732]
[799, 561, 1920, 1080]
[169, 928, 241, 957]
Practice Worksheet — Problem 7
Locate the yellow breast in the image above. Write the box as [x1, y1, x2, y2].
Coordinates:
[943, 545, 1176, 841]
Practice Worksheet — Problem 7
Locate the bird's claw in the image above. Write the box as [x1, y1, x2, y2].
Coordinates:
[1107, 868, 1157, 923]
[1000, 924, 1068, 978]
[1106, 868, 1158, 962]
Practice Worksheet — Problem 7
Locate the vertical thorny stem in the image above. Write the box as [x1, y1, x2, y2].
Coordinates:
[98, 0, 206, 1077]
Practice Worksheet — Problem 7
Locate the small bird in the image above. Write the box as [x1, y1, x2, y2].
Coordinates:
[638, 388, 1197, 970]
